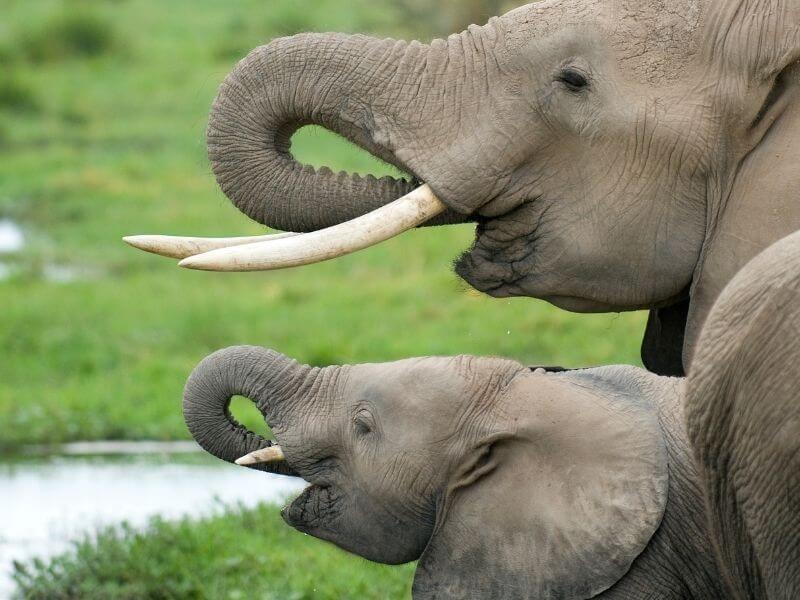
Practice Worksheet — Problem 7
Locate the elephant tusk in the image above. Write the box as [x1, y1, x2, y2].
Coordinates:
[177, 184, 445, 272]
[123, 232, 300, 260]
[235, 445, 286, 466]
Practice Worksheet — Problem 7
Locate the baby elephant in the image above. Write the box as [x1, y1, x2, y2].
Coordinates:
[183, 231, 800, 600]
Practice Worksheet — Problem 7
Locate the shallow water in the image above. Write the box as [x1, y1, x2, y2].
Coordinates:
[0, 447, 305, 598]
[41, 263, 101, 283]
[0, 221, 24, 254]
[0, 219, 105, 284]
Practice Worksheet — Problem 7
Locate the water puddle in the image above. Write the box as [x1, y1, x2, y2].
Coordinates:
[0, 219, 104, 284]
[41, 263, 104, 284]
[0, 221, 24, 254]
[0, 261, 105, 284]
[0, 444, 305, 597]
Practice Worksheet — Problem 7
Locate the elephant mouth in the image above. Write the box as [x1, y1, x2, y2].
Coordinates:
[453, 202, 542, 298]
[234, 438, 337, 529]
[281, 483, 341, 532]
[455, 247, 520, 298]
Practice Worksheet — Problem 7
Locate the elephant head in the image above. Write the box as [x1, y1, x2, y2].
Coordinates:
[127, 0, 800, 373]
[183, 349, 732, 598]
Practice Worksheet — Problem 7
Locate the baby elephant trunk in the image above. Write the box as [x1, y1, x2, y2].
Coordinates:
[182, 346, 309, 473]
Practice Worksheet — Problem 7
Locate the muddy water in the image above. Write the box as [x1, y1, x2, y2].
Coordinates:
[0, 446, 305, 597]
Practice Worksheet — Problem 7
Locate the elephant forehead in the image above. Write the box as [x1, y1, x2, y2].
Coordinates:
[503, 0, 705, 84]
[346, 359, 469, 416]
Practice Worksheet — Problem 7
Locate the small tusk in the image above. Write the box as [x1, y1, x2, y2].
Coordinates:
[123, 232, 299, 260]
[177, 184, 445, 272]
[235, 445, 285, 466]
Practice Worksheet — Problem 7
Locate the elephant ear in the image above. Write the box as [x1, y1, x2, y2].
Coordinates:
[685, 5, 800, 364]
[412, 369, 668, 600]
[705, 0, 799, 81]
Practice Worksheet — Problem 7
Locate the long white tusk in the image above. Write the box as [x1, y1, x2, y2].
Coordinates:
[123, 232, 299, 260]
[235, 445, 285, 466]
[177, 184, 445, 272]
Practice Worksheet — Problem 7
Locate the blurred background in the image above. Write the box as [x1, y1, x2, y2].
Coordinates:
[0, 1, 647, 598]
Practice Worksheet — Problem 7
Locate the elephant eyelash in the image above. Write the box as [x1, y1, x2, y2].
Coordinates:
[352, 409, 376, 436]
[354, 418, 372, 436]
[557, 67, 590, 93]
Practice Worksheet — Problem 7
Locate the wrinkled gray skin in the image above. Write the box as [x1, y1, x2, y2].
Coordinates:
[207, 0, 800, 374]
[184, 231, 800, 599]
[686, 230, 800, 600]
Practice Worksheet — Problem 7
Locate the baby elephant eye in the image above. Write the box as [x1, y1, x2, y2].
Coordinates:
[353, 412, 374, 436]
[558, 68, 589, 92]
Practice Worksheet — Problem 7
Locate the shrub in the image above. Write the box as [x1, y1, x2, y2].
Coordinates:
[19, 10, 117, 63]
[12, 504, 413, 599]
[0, 73, 40, 113]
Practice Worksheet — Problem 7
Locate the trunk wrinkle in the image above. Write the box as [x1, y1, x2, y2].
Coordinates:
[208, 33, 470, 232]
[183, 346, 308, 477]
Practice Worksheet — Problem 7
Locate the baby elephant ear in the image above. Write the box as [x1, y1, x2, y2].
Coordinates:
[412, 369, 669, 600]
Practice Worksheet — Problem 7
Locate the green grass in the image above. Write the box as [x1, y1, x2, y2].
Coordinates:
[0, 73, 40, 114]
[1, 0, 646, 597]
[12, 504, 415, 599]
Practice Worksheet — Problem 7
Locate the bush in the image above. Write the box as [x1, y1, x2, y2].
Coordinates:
[0, 73, 40, 113]
[19, 10, 117, 63]
[12, 504, 414, 599]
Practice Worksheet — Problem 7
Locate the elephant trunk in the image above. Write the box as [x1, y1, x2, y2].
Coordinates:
[183, 346, 310, 474]
[126, 28, 503, 268]
[207, 32, 473, 233]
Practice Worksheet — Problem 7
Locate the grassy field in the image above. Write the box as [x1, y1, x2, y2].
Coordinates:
[1, 0, 647, 597]
[12, 504, 415, 599]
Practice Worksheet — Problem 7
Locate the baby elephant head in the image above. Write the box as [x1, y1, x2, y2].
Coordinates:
[183, 348, 668, 599]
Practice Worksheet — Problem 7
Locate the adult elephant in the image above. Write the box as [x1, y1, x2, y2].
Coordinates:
[182, 230, 800, 599]
[127, 0, 800, 375]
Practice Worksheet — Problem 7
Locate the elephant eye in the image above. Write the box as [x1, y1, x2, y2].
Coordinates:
[353, 410, 374, 436]
[557, 68, 589, 92]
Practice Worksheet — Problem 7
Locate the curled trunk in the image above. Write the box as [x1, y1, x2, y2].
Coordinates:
[182, 345, 308, 475]
[207, 32, 478, 232]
